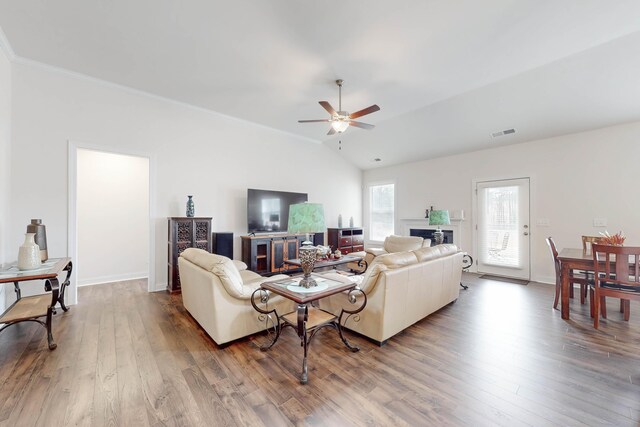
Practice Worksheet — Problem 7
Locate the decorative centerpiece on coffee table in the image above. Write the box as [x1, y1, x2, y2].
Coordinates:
[287, 202, 326, 288]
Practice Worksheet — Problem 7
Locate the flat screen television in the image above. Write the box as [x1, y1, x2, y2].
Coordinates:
[247, 189, 308, 233]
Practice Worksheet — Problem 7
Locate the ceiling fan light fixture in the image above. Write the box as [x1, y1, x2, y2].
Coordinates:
[331, 120, 349, 133]
[298, 79, 379, 135]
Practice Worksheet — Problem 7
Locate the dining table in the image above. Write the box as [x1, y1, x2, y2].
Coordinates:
[557, 247, 637, 320]
[557, 248, 594, 320]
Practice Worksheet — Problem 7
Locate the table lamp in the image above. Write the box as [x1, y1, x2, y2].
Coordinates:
[288, 202, 326, 288]
[429, 210, 450, 245]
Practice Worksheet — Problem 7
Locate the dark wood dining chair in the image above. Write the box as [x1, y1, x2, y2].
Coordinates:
[546, 237, 591, 309]
[592, 244, 640, 329]
[582, 235, 603, 254]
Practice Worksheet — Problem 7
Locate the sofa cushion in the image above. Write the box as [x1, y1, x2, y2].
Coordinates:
[376, 251, 419, 269]
[383, 235, 424, 253]
[413, 244, 458, 262]
[239, 269, 262, 284]
[180, 248, 244, 298]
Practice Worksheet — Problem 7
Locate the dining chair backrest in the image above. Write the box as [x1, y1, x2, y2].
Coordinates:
[592, 244, 640, 292]
[582, 235, 603, 254]
[546, 237, 561, 284]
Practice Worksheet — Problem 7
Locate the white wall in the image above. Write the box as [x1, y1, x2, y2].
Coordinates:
[77, 149, 149, 286]
[363, 121, 640, 284]
[0, 45, 11, 309]
[8, 61, 362, 301]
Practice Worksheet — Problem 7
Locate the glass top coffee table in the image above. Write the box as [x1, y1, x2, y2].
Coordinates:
[251, 273, 367, 384]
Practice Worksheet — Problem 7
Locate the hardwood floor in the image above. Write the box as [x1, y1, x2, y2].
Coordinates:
[1, 274, 639, 426]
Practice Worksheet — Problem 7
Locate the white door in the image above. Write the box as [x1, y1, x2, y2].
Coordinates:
[476, 178, 530, 280]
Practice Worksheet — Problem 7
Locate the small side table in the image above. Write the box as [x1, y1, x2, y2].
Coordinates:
[0, 258, 73, 350]
[251, 274, 366, 384]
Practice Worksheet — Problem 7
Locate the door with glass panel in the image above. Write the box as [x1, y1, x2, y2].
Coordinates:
[476, 178, 530, 280]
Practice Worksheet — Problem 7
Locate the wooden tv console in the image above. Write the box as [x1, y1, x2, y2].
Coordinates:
[241, 233, 321, 275]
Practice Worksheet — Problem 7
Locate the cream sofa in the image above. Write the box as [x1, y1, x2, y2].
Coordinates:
[322, 244, 462, 345]
[348, 235, 432, 272]
[178, 248, 293, 345]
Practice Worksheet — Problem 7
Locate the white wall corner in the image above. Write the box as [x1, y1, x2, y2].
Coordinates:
[0, 25, 15, 60]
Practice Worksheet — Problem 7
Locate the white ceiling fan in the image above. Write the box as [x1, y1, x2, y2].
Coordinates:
[298, 79, 380, 135]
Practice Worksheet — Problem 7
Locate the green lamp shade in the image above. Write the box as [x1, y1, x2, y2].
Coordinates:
[288, 203, 326, 233]
[429, 210, 451, 226]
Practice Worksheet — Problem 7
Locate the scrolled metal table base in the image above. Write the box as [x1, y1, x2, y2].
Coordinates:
[250, 288, 284, 351]
[252, 286, 368, 384]
[460, 253, 473, 290]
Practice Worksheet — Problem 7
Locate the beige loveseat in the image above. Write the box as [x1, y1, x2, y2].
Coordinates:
[322, 244, 462, 345]
[178, 248, 293, 345]
[348, 235, 432, 271]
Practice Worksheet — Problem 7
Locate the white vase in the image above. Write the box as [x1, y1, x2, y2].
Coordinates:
[18, 233, 41, 270]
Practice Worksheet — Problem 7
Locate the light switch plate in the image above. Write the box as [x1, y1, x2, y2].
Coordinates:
[593, 218, 607, 227]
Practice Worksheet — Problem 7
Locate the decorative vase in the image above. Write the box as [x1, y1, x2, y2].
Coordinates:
[27, 219, 48, 261]
[186, 195, 195, 217]
[338, 214, 343, 228]
[349, 216, 354, 228]
[18, 233, 41, 270]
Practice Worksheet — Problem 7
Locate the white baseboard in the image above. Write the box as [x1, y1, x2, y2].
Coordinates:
[78, 272, 148, 287]
[532, 275, 555, 285]
[151, 282, 167, 292]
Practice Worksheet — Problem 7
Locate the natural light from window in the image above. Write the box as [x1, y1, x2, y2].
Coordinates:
[369, 183, 394, 241]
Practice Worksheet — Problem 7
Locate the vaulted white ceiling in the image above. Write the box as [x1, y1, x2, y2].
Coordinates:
[1, 1, 640, 169]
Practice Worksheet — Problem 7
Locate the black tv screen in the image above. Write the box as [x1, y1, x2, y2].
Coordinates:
[247, 189, 308, 233]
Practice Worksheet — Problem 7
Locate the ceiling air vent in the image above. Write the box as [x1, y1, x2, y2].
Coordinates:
[491, 128, 516, 138]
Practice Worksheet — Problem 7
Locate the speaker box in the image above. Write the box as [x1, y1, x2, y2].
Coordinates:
[212, 232, 234, 258]
[313, 232, 325, 246]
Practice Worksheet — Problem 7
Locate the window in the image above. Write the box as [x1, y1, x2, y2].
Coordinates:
[369, 183, 394, 241]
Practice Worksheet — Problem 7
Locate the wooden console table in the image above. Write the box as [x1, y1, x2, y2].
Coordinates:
[0, 258, 73, 350]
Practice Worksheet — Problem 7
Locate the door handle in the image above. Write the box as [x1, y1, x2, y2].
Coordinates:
[524, 232, 529, 236]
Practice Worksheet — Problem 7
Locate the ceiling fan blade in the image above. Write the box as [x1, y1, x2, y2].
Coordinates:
[348, 121, 375, 130]
[319, 101, 337, 116]
[298, 119, 330, 123]
[349, 104, 380, 119]
[327, 127, 337, 136]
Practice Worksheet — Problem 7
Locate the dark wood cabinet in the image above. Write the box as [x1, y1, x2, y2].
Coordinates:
[168, 217, 212, 293]
[327, 227, 364, 255]
[242, 234, 309, 275]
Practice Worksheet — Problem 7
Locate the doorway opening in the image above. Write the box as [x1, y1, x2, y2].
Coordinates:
[68, 143, 154, 305]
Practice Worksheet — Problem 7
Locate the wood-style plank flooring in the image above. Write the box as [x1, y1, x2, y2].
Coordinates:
[1, 274, 639, 426]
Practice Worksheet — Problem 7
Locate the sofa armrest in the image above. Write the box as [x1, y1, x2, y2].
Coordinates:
[365, 247, 387, 257]
[233, 260, 248, 271]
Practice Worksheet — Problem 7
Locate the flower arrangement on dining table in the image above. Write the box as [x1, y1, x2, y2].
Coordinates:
[599, 231, 626, 246]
